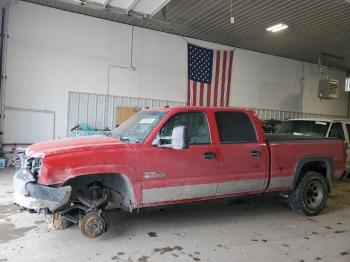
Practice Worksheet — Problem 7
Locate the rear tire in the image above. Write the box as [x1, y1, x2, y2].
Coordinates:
[288, 171, 328, 216]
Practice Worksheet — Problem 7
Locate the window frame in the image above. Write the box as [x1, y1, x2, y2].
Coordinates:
[214, 111, 258, 144]
[328, 122, 345, 140]
[158, 111, 212, 145]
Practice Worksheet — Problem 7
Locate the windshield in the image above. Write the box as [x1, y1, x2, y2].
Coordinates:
[276, 120, 330, 137]
[110, 110, 166, 143]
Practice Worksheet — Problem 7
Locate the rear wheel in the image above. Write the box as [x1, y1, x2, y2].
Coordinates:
[288, 171, 328, 216]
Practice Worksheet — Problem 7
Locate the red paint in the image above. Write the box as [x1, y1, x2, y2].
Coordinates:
[26, 107, 346, 209]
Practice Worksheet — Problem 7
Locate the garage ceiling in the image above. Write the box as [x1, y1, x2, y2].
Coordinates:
[23, 0, 350, 71]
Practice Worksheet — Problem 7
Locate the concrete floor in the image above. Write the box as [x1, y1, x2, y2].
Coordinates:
[0, 168, 349, 262]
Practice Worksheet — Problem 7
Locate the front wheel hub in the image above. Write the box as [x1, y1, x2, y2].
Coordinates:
[80, 210, 107, 238]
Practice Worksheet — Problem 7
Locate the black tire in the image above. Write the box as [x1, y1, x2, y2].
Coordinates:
[80, 210, 108, 238]
[288, 171, 328, 216]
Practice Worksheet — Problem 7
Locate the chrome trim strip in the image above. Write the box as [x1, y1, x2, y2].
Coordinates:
[143, 183, 216, 204]
[143, 176, 295, 204]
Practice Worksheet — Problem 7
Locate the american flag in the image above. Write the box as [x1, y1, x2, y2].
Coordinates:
[187, 43, 234, 107]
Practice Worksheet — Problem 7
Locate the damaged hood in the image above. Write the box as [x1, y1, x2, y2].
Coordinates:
[26, 136, 124, 158]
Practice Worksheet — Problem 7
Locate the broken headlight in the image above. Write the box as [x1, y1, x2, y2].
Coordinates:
[24, 157, 42, 179]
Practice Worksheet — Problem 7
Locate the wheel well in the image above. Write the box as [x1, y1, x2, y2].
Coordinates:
[63, 173, 134, 212]
[295, 161, 330, 192]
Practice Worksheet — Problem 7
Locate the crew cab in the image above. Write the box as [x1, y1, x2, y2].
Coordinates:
[13, 107, 346, 238]
[277, 118, 350, 174]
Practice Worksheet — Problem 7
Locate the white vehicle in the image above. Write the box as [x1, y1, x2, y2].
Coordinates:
[277, 118, 350, 175]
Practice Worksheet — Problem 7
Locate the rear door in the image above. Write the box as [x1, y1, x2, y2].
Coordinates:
[140, 111, 218, 205]
[214, 111, 269, 195]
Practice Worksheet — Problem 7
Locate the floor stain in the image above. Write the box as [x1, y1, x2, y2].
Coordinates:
[0, 223, 36, 243]
[111, 256, 118, 260]
[340, 252, 349, 256]
[334, 230, 345, 234]
[0, 259, 8, 262]
[117, 252, 125, 256]
[315, 257, 322, 260]
[324, 226, 332, 229]
[192, 258, 200, 261]
[147, 232, 157, 237]
[0, 204, 17, 219]
[153, 246, 183, 255]
[138, 256, 149, 262]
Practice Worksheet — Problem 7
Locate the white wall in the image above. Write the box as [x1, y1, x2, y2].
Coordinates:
[5, 1, 348, 141]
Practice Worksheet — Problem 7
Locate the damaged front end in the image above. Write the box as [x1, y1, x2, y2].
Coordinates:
[13, 156, 72, 213]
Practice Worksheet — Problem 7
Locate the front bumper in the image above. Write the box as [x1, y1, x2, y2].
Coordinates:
[13, 169, 72, 211]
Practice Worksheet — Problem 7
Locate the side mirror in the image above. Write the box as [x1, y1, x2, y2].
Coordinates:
[154, 125, 189, 150]
[171, 126, 189, 150]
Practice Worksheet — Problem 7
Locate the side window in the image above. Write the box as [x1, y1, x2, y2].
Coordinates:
[159, 112, 210, 144]
[329, 122, 345, 140]
[215, 112, 257, 143]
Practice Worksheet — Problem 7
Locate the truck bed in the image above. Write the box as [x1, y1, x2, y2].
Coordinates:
[265, 134, 338, 142]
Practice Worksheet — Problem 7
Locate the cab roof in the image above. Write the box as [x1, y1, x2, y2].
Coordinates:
[145, 106, 255, 113]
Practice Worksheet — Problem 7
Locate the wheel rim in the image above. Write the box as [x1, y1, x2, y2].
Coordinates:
[304, 180, 324, 209]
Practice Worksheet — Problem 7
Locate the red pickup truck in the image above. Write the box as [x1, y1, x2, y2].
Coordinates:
[13, 107, 346, 238]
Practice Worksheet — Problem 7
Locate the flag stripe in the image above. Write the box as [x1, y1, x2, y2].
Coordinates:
[199, 82, 204, 106]
[206, 84, 211, 107]
[225, 51, 234, 106]
[192, 81, 197, 106]
[187, 79, 191, 106]
[213, 50, 221, 107]
[220, 51, 227, 107]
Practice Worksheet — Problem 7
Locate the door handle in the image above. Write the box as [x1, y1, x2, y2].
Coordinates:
[251, 150, 262, 158]
[203, 152, 216, 160]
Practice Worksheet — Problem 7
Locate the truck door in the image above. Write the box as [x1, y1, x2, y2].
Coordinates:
[214, 111, 269, 195]
[329, 122, 348, 171]
[140, 111, 218, 205]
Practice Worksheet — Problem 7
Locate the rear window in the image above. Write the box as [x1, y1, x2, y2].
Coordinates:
[277, 120, 330, 137]
[329, 122, 345, 140]
[215, 112, 257, 143]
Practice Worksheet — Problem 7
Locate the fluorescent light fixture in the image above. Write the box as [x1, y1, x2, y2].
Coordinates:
[109, 0, 172, 16]
[108, 0, 137, 10]
[266, 23, 288, 33]
[73, 0, 109, 6]
[346, 76, 350, 92]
